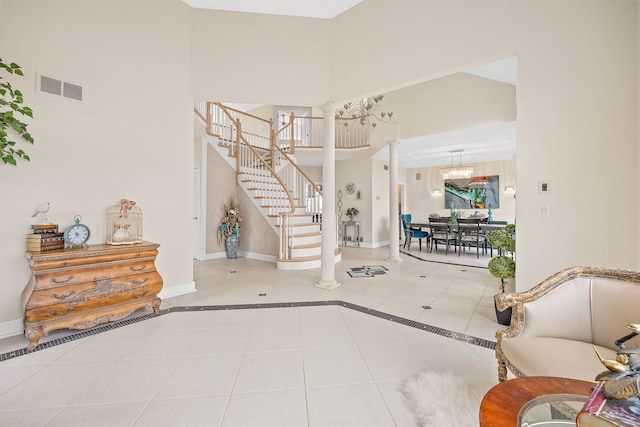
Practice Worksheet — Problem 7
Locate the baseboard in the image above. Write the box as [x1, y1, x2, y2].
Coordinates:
[369, 240, 390, 248]
[201, 251, 276, 263]
[158, 281, 197, 299]
[0, 318, 24, 340]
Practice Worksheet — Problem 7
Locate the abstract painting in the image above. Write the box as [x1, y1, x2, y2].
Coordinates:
[444, 175, 500, 209]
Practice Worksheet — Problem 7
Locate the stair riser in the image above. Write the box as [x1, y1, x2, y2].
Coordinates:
[290, 235, 322, 245]
[291, 247, 322, 258]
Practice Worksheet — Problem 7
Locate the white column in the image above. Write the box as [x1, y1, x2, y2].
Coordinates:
[315, 102, 340, 289]
[386, 139, 403, 263]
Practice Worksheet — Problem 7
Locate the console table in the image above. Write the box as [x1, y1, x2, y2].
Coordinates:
[21, 242, 163, 351]
[341, 220, 360, 247]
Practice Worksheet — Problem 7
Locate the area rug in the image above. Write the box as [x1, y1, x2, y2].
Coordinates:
[400, 370, 492, 426]
[347, 265, 388, 278]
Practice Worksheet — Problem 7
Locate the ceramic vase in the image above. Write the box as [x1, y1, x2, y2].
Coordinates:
[225, 235, 239, 259]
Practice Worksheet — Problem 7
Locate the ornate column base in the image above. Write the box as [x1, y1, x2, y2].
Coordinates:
[315, 279, 341, 290]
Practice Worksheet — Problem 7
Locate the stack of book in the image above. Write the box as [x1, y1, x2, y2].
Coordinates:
[27, 224, 64, 252]
[577, 381, 640, 427]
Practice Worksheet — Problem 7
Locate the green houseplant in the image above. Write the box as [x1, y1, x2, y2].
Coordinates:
[0, 59, 35, 166]
[488, 224, 515, 325]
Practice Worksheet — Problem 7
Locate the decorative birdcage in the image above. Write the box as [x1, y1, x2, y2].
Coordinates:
[107, 199, 142, 245]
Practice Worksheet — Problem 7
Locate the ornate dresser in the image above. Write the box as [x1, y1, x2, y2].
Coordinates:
[21, 242, 163, 351]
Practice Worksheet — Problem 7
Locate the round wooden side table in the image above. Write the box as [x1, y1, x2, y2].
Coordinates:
[479, 376, 596, 427]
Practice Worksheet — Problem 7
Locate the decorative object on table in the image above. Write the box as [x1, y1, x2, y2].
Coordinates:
[577, 324, 640, 426]
[428, 213, 440, 218]
[345, 182, 356, 195]
[444, 175, 500, 209]
[217, 198, 243, 258]
[347, 265, 387, 278]
[488, 224, 516, 325]
[63, 215, 91, 248]
[487, 203, 493, 222]
[0, 59, 35, 167]
[345, 207, 359, 220]
[26, 229, 64, 252]
[447, 203, 462, 224]
[469, 211, 486, 219]
[107, 199, 143, 245]
[30, 201, 51, 224]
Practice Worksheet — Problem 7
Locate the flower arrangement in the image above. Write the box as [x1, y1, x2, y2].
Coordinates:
[346, 207, 359, 219]
[217, 199, 243, 245]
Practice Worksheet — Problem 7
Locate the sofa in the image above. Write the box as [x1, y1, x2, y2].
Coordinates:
[495, 266, 640, 383]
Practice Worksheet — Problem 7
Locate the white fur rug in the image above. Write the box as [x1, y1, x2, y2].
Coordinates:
[400, 370, 493, 426]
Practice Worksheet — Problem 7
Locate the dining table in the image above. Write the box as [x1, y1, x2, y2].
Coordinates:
[407, 220, 507, 255]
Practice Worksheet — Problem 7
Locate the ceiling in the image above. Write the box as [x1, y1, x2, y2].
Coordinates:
[185, 1, 518, 169]
[181, 0, 363, 19]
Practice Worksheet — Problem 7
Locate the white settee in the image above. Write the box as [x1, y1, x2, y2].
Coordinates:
[495, 266, 640, 383]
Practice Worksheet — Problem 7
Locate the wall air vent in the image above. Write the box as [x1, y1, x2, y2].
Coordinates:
[416, 173, 421, 180]
[37, 73, 83, 102]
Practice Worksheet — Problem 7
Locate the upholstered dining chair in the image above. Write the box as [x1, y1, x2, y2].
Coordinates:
[428, 217, 458, 255]
[400, 214, 428, 250]
[456, 218, 488, 258]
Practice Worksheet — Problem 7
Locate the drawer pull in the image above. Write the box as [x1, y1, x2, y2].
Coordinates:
[129, 264, 147, 272]
[50, 275, 74, 284]
[51, 290, 75, 301]
[131, 278, 148, 285]
[51, 306, 75, 316]
[131, 290, 148, 298]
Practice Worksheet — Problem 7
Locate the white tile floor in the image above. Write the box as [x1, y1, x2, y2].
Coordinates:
[0, 246, 504, 426]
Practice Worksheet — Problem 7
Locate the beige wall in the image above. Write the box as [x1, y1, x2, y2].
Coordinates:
[0, 0, 637, 334]
[0, 0, 194, 332]
[384, 73, 517, 144]
[404, 160, 516, 223]
[191, 0, 639, 286]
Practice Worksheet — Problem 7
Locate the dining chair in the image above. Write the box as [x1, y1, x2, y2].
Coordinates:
[457, 218, 488, 258]
[428, 217, 457, 255]
[400, 214, 428, 250]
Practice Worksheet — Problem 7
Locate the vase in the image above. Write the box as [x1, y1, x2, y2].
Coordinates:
[225, 235, 239, 259]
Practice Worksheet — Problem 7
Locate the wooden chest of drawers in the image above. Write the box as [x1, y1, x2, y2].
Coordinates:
[21, 242, 163, 351]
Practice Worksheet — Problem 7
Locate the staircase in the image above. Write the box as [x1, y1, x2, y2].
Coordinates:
[195, 102, 341, 270]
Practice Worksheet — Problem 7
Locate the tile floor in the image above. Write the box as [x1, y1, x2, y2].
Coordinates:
[0, 245, 504, 426]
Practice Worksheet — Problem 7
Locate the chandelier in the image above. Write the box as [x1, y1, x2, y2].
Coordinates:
[335, 95, 393, 131]
[441, 149, 474, 179]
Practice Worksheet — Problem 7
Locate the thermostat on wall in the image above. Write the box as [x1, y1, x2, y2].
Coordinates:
[538, 180, 551, 194]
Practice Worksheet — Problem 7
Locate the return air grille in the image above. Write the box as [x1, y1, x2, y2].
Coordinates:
[38, 73, 83, 101]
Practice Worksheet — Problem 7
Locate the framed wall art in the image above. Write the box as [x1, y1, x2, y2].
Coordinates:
[444, 175, 500, 209]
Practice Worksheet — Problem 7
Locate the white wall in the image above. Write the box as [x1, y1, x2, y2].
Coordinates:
[0, 1, 194, 331]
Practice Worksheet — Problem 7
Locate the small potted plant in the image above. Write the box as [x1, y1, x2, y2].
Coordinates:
[488, 224, 516, 325]
[345, 207, 359, 221]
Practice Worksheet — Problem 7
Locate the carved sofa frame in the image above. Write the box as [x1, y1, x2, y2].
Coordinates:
[495, 266, 640, 383]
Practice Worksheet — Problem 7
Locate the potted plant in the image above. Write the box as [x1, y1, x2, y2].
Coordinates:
[488, 224, 516, 325]
[1, 59, 35, 166]
[217, 198, 243, 258]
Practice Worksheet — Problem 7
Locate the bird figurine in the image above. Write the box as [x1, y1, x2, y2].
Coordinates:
[31, 202, 51, 224]
[593, 323, 640, 401]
